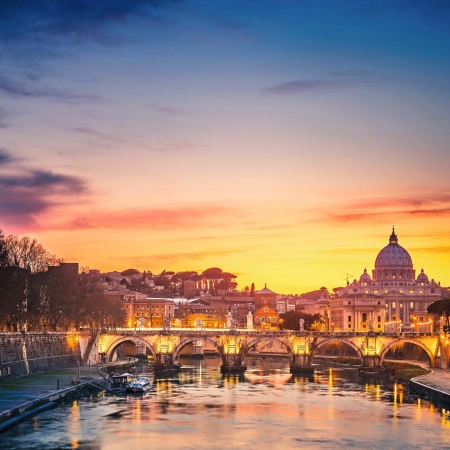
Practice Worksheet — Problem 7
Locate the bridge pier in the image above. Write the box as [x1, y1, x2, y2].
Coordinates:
[359, 355, 383, 373]
[290, 354, 314, 374]
[154, 352, 181, 374]
[220, 354, 246, 374]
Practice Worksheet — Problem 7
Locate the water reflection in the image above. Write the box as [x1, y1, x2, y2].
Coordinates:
[2, 357, 450, 450]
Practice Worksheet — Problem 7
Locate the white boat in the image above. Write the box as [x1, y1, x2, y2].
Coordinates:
[126, 377, 151, 393]
[136, 377, 150, 386]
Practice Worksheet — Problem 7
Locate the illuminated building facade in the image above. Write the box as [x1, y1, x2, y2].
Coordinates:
[336, 228, 449, 329]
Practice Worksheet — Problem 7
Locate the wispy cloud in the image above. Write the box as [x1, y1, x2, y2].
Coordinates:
[51, 205, 238, 231]
[68, 126, 204, 153]
[262, 80, 346, 95]
[0, 75, 101, 103]
[0, 1, 180, 45]
[262, 69, 390, 95]
[0, 149, 15, 165]
[321, 193, 450, 224]
[0, 167, 88, 228]
[109, 247, 246, 267]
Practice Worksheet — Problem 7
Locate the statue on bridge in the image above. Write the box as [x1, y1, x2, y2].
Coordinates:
[162, 316, 171, 331]
[299, 318, 305, 332]
[247, 311, 254, 330]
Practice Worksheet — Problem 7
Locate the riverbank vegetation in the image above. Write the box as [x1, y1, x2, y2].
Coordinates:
[382, 361, 430, 382]
[317, 356, 431, 382]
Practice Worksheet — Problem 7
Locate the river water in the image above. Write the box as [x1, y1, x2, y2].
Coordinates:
[1, 356, 449, 450]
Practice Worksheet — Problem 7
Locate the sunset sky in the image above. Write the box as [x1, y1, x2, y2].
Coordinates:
[1, 1, 450, 293]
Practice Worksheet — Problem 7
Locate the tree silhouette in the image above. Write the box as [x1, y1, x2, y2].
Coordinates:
[428, 298, 450, 328]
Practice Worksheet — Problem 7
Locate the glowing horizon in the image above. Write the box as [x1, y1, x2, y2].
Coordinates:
[1, 1, 449, 293]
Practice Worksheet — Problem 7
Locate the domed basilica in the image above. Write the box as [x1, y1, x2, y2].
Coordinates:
[335, 228, 449, 330]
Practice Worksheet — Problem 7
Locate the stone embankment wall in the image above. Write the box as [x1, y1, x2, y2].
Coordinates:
[0, 332, 81, 380]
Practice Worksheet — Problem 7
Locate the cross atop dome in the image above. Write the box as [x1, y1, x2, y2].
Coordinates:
[389, 226, 398, 244]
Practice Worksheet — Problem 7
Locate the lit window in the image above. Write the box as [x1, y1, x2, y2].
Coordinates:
[385, 290, 388, 294]
[399, 290, 403, 294]
[410, 302, 414, 308]
[419, 290, 423, 294]
[392, 302, 396, 308]
[374, 289, 379, 294]
[409, 289, 414, 294]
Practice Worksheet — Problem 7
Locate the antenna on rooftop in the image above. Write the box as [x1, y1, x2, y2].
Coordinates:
[344, 273, 353, 286]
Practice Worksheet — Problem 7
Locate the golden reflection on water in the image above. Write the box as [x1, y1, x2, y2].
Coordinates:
[328, 368, 333, 391]
[132, 397, 141, 423]
[68, 399, 81, 438]
[6, 360, 450, 450]
[364, 382, 381, 401]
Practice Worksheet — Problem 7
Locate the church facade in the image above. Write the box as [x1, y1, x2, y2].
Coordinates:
[334, 228, 449, 331]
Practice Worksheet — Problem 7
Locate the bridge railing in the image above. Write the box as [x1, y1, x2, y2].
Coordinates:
[94, 328, 440, 338]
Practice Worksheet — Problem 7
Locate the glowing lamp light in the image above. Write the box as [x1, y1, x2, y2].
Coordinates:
[159, 343, 169, 353]
[227, 343, 237, 354]
[296, 343, 307, 355]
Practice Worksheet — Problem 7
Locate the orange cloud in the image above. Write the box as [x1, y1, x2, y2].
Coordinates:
[49, 205, 239, 231]
[321, 192, 450, 224]
[108, 247, 249, 267]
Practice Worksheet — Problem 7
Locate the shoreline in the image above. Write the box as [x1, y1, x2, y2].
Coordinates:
[1, 357, 449, 434]
[0, 360, 138, 434]
[0, 382, 96, 433]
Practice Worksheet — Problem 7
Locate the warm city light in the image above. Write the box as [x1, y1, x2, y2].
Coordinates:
[1, 1, 450, 448]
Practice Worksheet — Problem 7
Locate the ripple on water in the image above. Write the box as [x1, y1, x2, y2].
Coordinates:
[1, 359, 449, 450]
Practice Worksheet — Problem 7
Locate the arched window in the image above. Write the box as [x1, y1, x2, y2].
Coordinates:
[362, 313, 367, 322]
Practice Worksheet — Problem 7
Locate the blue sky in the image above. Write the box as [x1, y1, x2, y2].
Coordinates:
[1, 0, 450, 292]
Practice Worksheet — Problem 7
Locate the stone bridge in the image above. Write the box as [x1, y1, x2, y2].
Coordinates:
[86, 329, 450, 374]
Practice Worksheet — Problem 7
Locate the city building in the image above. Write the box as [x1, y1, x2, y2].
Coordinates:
[254, 284, 277, 309]
[183, 279, 196, 299]
[47, 262, 79, 276]
[253, 305, 279, 330]
[104, 290, 175, 328]
[252, 284, 279, 329]
[335, 228, 450, 330]
[329, 294, 386, 332]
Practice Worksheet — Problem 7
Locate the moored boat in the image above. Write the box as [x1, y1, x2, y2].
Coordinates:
[127, 377, 151, 393]
[136, 377, 150, 386]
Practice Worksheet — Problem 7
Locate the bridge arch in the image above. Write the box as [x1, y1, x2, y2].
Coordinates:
[380, 339, 435, 368]
[172, 337, 224, 364]
[105, 336, 157, 362]
[241, 337, 293, 364]
[311, 338, 364, 363]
